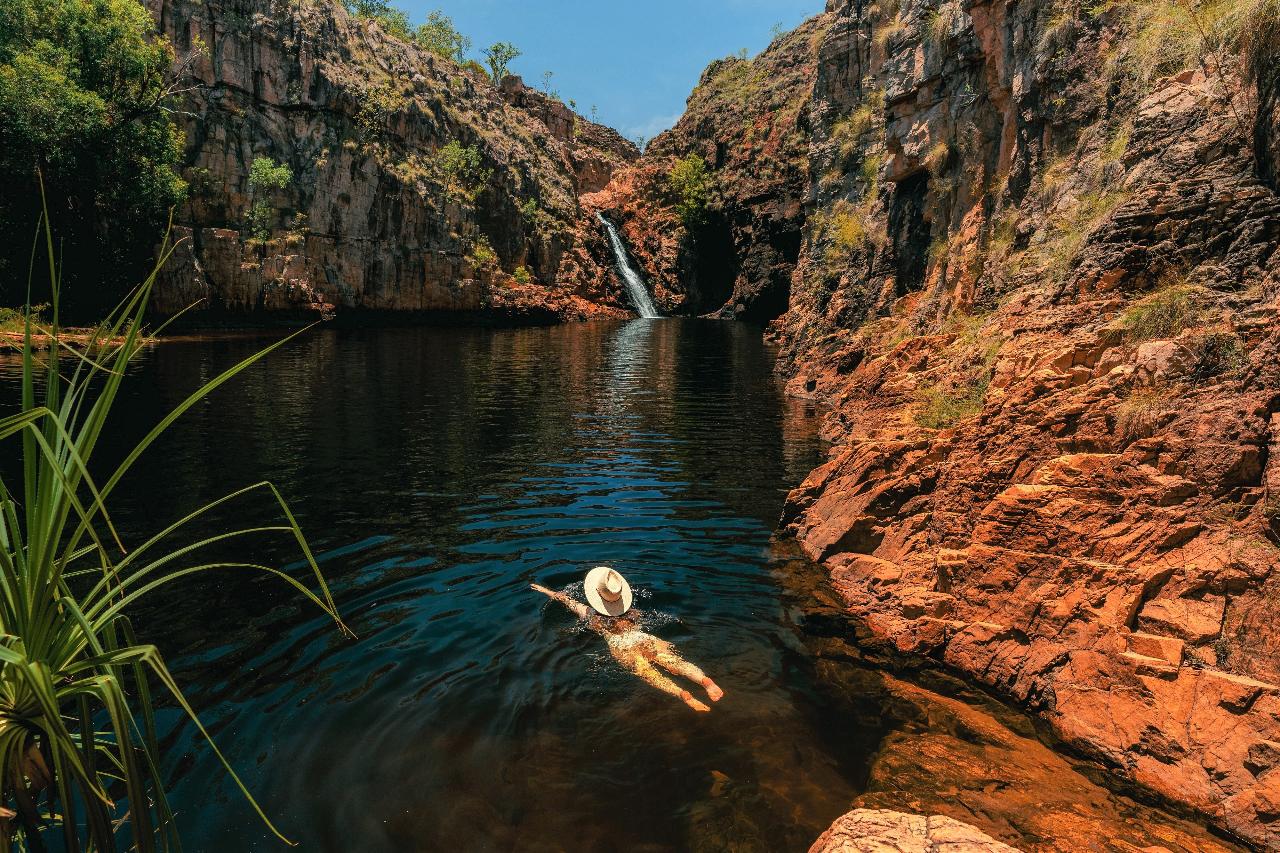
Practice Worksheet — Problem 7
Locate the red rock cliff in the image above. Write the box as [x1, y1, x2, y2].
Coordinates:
[600, 0, 1280, 846]
[148, 0, 638, 321]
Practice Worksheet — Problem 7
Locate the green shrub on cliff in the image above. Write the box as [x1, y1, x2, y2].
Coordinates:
[668, 155, 713, 227]
[354, 80, 410, 141]
[1115, 384, 1175, 439]
[1184, 331, 1246, 379]
[435, 140, 490, 202]
[925, 0, 966, 50]
[469, 235, 498, 268]
[245, 157, 293, 242]
[0, 0, 187, 306]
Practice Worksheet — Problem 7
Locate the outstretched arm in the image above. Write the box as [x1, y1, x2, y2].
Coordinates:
[531, 583, 591, 620]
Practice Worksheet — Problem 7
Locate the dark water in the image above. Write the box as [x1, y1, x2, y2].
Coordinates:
[0, 319, 1244, 853]
[76, 319, 853, 851]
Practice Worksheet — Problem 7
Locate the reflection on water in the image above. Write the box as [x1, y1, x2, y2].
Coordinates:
[0, 320, 1241, 852]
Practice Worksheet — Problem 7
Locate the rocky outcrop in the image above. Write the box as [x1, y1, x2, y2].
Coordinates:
[811, 810, 1020, 853]
[803, 653, 1244, 851]
[148, 0, 637, 320]
[598, 0, 1280, 846]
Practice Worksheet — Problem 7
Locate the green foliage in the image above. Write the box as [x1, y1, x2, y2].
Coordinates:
[1118, 281, 1203, 341]
[342, 0, 410, 39]
[0, 0, 187, 302]
[520, 197, 553, 232]
[699, 57, 765, 111]
[0, 303, 45, 335]
[924, 141, 951, 173]
[1102, 122, 1132, 166]
[1019, 187, 1129, 282]
[469, 234, 498, 267]
[668, 154, 714, 227]
[483, 41, 521, 83]
[513, 265, 533, 285]
[829, 96, 882, 164]
[435, 140, 490, 202]
[828, 205, 872, 255]
[245, 157, 293, 241]
[927, 234, 950, 268]
[248, 157, 292, 192]
[414, 9, 471, 61]
[354, 80, 409, 140]
[0, 216, 343, 850]
[1213, 633, 1233, 667]
[1036, 8, 1076, 58]
[874, 14, 907, 50]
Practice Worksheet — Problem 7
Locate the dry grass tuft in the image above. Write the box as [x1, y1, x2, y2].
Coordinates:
[1118, 280, 1204, 341]
[1116, 384, 1176, 439]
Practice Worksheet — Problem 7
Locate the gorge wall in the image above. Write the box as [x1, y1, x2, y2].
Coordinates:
[598, 0, 1280, 848]
[147, 0, 638, 321]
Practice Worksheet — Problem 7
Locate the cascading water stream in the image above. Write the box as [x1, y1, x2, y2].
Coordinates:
[597, 213, 661, 319]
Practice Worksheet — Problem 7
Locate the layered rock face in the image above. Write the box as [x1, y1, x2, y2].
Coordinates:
[601, 0, 1280, 846]
[148, 0, 637, 320]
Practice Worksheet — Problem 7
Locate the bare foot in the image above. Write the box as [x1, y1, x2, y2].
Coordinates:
[681, 690, 711, 712]
[702, 678, 724, 702]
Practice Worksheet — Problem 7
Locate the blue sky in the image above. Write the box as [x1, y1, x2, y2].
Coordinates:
[400, 0, 822, 142]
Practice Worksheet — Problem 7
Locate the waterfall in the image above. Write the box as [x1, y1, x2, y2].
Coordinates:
[597, 213, 660, 319]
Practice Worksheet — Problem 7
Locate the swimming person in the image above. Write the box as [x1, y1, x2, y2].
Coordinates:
[532, 567, 725, 712]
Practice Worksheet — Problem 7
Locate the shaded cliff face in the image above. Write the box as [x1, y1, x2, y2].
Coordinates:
[601, 0, 1280, 846]
[149, 0, 637, 320]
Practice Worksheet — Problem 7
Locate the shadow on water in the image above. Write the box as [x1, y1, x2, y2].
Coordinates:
[0, 319, 1244, 852]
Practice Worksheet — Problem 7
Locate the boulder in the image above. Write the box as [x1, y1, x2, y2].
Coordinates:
[810, 809, 1021, 853]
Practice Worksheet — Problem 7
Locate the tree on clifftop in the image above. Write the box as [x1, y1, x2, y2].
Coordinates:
[483, 42, 521, 84]
[0, 0, 187, 313]
[415, 9, 471, 62]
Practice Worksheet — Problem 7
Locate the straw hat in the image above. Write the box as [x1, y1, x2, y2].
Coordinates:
[583, 566, 633, 617]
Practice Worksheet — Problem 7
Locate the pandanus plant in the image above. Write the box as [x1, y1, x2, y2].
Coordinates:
[0, 211, 347, 850]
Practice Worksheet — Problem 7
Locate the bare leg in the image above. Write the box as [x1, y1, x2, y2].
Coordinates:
[654, 649, 724, 702]
[614, 648, 710, 712]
